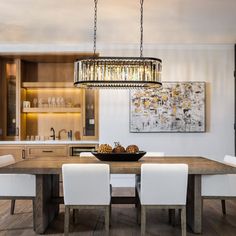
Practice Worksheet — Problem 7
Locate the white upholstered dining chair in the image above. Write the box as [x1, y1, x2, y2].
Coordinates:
[202, 155, 236, 214]
[0, 154, 36, 214]
[135, 152, 165, 204]
[137, 164, 188, 236]
[62, 164, 111, 236]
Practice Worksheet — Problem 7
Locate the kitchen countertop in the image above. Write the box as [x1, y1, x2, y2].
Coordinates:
[0, 140, 99, 145]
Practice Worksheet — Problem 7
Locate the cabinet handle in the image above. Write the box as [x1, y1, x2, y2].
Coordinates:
[16, 127, 19, 136]
[22, 149, 25, 159]
[83, 127, 86, 136]
[69, 147, 73, 156]
[42, 150, 53, 153]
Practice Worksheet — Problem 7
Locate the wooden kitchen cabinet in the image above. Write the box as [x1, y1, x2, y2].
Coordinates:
[0, 58, 21, 140]
[0, 143, 98, 160]
[26, 145, 68, 158]
[0, 53, 99, 141]
[0, 145, 26, 162]
[81, 89, 99, 140]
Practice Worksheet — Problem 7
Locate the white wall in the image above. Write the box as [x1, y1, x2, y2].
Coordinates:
[98, 44, 234, 186]
[99, 44, 235, 162]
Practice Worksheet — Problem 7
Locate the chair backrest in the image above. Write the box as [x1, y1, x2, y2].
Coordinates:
[141, 164, 188, 205]
[79, 152, 94, 157]
[0, 155, 35, 198]
[62, 164, 110, 205]
[144, 152, 165, 157]
[0, 155, 15, 168]
[224, 155, 236, 167]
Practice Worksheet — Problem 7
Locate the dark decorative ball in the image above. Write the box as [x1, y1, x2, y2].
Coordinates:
[113, 145, 126, 153]
[126, 145, 139, 153]
[97, 144, 113, 153]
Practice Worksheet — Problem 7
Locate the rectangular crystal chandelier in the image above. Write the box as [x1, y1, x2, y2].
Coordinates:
[74, 57, 162, 89]
[74, 0, 162, 89]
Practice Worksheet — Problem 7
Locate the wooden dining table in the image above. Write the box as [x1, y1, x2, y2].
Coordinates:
[1, 155, 236, 234]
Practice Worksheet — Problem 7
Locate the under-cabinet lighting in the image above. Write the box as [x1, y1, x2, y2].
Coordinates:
[26, 113, 81, 117]
[25, 88, 81, 93]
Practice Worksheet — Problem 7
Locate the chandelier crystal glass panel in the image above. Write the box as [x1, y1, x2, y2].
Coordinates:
[74, 0, 162, 89]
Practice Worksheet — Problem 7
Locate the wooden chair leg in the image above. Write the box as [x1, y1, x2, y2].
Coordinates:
[168, 209, 175, 226]
[178, 209, 181, 224]
[109, 204, 112, 226]
[168, 209, 171, 224]
[73, 209, 79, 224]
[32, 200, 35, 230]
[64, 206, 70, 236]
[135, 175, 140, 208]
[172, 209, 176, 226]
[137, 200, 141, 225]
[105, 206, 110, 236]
[221, 200, 226, 215]
[72, 209, 75, 223]
[135, 187, 139, 208]
[141, 206, 146, 236]
[10, 200, 15, 215]
[181, 207, 186, 236]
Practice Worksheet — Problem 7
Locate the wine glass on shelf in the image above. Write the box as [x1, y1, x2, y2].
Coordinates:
[38, 98, 43, 108]
[48, 97, 52, 107]
[60, 97, 65, 107]
[33, 98, 38, 108]
[51, 97, 56, 107]
[56, 97, 61, 107]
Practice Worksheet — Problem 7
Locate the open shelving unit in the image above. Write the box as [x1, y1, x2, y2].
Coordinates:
[0, 52, 99, 141]
[18, 53, 98, 141]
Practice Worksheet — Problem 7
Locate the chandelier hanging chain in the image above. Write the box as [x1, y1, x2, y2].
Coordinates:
[140, 0, 144, 58]
[94, 0, 144, 57]
[93, 0, 98, 55]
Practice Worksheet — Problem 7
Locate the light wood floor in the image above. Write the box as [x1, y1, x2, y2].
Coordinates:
[1, 188, 236, 236]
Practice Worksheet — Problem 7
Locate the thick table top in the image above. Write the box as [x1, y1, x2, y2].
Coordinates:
[0, 156, 236, 175]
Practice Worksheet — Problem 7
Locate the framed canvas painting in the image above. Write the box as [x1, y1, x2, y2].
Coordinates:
[130, 82, 205, 133]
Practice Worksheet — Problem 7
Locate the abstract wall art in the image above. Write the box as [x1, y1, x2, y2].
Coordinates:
[130, 82, 205, 133]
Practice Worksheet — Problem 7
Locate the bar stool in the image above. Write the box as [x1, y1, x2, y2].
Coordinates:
[137, 163, 188, 236]
[0, 155, 35, 215]
[62, 163, 111, 236]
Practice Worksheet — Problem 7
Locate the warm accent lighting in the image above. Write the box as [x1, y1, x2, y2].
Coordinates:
[6, 63, 16, 77]
[74, 0, 162, 89]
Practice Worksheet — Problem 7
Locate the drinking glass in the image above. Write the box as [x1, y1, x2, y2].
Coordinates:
[48, 97, 52, 107]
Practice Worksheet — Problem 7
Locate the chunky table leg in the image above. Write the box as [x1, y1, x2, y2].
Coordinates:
[33, 174, 60, 234]
[186, 174, 202, 234]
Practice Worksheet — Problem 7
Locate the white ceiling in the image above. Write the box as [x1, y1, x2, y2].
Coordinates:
[0, 0, 235, 44]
